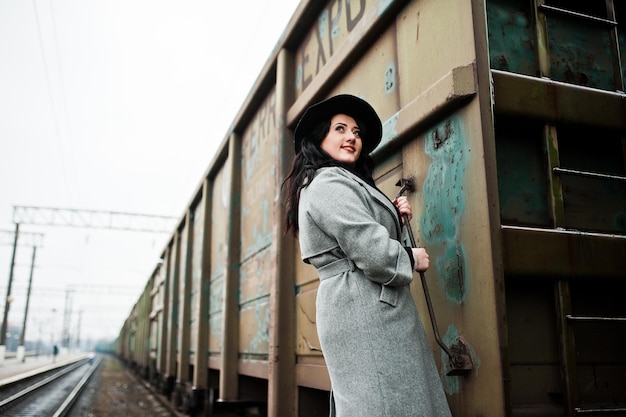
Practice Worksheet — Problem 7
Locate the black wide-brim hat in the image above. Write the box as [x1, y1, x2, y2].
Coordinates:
[293, 94, 382, 155]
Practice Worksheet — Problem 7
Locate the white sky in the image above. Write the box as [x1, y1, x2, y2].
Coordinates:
[0, 0, 300, 348]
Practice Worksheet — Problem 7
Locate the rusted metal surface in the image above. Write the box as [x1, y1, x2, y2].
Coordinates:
[114, 0, 626, 415]
[501, 226, 626, 278]
[267, 55, 297, 417]
[292, 0, 489, 405]
[239, 91, 278, 373]
[191, 183, 211, 391]
[495, 117, 551, 226]
[504, 281, 561, 409]
[163, 238, 179, 393]
[138, 282, 151, 373]
[151, 263, 167, 385]
[492, 70, 626, 130]
[188, 202, 204, 365]
[487, 0, 538, 76]
[542, 6, 617, 90]
[220, 134, 242, 401]
[208, 162, 229, 365]
[175, 218, 191, 388]
[555, 280, 579, 416]
[421, 117, 470, 305]
[396, 177, 474, 377]
[293, 0, 408, 103]
[492, 3, 626, 413]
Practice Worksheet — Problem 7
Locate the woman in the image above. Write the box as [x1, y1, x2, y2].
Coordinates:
[283, 94, 452, 417]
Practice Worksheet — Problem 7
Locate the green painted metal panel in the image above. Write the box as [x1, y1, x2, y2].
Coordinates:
[557, 125, 626, 234]
[487, 0, 538, 76]
[505, 281, 562, 408]
[546, 13, 616, 90]
[421, 117, 470, 304]
[495, 116, 551, 227]
[239, 90, 277, 359]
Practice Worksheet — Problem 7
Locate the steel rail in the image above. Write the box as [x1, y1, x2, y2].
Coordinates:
[0, 358, 95, 414]
[52, 355, 102, 417]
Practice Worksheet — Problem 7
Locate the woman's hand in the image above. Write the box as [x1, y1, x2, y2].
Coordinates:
[392, 196, 412, 224]
[411, 247, 430, 272]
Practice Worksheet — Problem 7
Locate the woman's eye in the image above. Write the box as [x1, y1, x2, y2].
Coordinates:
[353, 130, 361, 137]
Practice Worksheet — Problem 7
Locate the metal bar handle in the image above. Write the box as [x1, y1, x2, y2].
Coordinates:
[553, 167, 626, 182]
[396, 179, 473, 375]
[566, 315, 626, 322]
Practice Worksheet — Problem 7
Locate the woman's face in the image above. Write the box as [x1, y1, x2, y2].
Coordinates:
[320, 114, 362, 165]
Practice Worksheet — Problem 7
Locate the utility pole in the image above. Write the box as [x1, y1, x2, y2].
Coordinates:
[0, 223, 19, 363]
[62, 290, 73, 351]
[1, 226, 44, 363]
[17, 246, 37, 361]
[75, 310, 82, 351]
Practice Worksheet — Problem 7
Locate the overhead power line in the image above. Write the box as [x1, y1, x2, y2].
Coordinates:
[1, 284, 143, 296]
[12, 206, 177, 233]
[31, 0, 73, 202]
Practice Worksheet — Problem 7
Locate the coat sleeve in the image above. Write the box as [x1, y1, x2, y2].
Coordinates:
[303, 169, 413, 287]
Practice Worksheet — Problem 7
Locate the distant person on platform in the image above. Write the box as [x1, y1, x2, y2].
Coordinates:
[53, 344, 59, 362]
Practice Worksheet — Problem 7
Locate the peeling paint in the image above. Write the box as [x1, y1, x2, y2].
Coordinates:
[238, 245, 272, 331]
[299, 303, 316, 324]
[319, 9, 329, 43]
[486, 0, 537, 76]
[239, 259, 268, 303]
[441, 324, 461, 395]
[330, 3, 341, 40]
[295, 0, 369, 94]
[384, 62, 396, 94]
[210, 242, 226, 280]
[421, 117, 469, 303]
[246, 197, 272, 259]
[209, 314, 222, 339]
[441, 325, 480, 395]
[379, 112, 399, 149]
[221, 165, 231, 208]
[249, 301, 270, 352]
[378, 0, 393, 15]
[437, 245, 467, 303]
[209, 278, 224, 315]
[241, 93, 275, 260]
[547, 15, 615, 90]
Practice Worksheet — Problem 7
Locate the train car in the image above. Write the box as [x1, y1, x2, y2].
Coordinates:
[117, 272, 153, 377]
[117, 0, 626, 416]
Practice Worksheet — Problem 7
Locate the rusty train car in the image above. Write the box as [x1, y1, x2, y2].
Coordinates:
[116, 0, 626, 416]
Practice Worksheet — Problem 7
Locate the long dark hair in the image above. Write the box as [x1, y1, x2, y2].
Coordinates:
[282, 117, 375, 236]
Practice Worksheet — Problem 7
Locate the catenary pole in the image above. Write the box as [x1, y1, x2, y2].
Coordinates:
[1, 223, 19, 347]
[19, 246, 37, 348]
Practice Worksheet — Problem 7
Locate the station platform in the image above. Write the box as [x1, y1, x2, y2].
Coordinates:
[0, 353, 88, 385]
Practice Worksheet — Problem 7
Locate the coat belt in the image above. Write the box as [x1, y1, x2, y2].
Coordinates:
[317, 258, 356, 280]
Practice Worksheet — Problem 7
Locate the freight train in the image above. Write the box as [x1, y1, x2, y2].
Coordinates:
[115, 0, 626, 416]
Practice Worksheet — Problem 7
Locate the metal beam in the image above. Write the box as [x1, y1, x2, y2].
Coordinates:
[0, 230, 44, 247]
[12, 206, 177, 233]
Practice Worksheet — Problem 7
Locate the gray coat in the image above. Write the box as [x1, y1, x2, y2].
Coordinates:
[299, 167, 452, 417]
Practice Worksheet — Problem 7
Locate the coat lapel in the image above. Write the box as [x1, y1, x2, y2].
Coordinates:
[338, 168, 403, 238]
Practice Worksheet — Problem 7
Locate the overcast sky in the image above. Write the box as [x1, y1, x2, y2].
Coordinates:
[0, 0, 300, 348]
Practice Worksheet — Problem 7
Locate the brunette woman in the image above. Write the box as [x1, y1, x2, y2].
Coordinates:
[283, 94, 452, 417]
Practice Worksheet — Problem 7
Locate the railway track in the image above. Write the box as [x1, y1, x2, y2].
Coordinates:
[0, 355, 101, 416]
